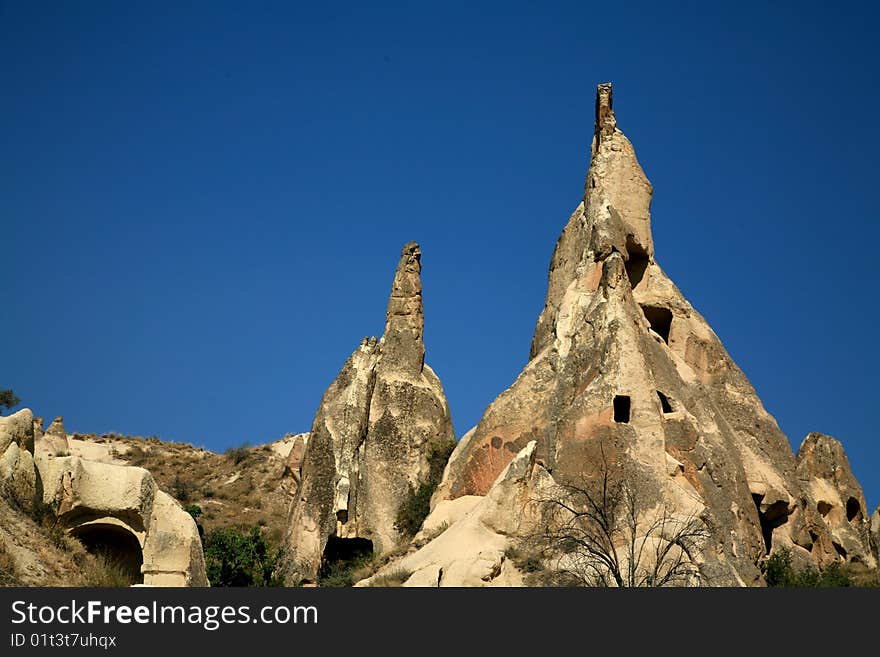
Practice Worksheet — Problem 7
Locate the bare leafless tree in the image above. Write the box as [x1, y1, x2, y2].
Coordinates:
[527, 446, 710, 587]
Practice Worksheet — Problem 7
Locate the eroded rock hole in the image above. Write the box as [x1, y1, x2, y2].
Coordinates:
[657, 391, 674, 413]
[817, 501, 832, 517]
[70, 523, 144, 585]
[613, 395, 631, 423]
[624, 237, 649, 290]
[641, 305, 673, 344]
[752, 494, 789, 553]
[846, 497, 862, 522]
[832, 541, 847, 559]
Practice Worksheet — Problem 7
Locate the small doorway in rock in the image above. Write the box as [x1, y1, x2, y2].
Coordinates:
[657, 391, 674, 414]
[70, 523, 144, 585]
[613, 395, 631, 423]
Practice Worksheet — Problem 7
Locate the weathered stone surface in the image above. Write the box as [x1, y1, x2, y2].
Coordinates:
[431, 83, 843, 585]
[0, 409, 37, 505]
[872, 506, 880, 560]
[36, 415, 70, 457]
[142, 490, 209, 587]
[287, 242, 455, 582]
[357, 442, 550, 587]
[795, 433, 876, 568]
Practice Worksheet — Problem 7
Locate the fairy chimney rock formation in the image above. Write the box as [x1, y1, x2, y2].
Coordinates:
[287, 242, 455, 583]
[430, 83, 874, 584]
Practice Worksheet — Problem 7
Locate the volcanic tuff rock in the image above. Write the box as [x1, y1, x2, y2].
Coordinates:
[795, 433, 876, 568]
[0, 409, 37, 506]
[286, 242, 455, 582]
[429, 83, 873, 584]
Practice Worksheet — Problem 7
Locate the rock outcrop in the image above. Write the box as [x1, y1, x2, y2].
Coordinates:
[358, 442, 552, 587]
[0, 409, 37, 506]
[427, 83, 872, 584]
[795, 433, 876, 568]
[36, 448, 208, 586]
[287, 242, 455, 582]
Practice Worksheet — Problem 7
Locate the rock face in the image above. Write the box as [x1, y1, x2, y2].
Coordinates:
[287, 242, 455, 582]
[38, 416, 70, 457]
[795, 433, 876, 568]
[872, 507, 880, 560]
[358, 442, 552, 587]
[430, 83, 872, 584]
[0, 409, 37, 506]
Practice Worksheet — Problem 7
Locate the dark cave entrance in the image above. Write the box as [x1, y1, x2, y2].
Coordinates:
[641, 305, 673, 344]
[70, 523, 144, 585]
[624, 237, 650, 290]
[846, 497, 862, 523]
[613, 395, 631, 424]
[319, 536, 374, 583]
[657, 391, 674, 414]
[751, 494, 789, 554]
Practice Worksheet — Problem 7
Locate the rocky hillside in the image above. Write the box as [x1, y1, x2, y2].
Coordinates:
[63, 427, 305, 547]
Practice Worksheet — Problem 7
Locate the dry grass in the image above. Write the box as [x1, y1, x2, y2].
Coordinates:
[0, 538, 20, 586]
[365, 567, 412, 587]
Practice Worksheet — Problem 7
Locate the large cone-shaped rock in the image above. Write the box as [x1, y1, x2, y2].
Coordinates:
[434, 83, 873, 584]
[287, 242, 455, 582]
[795, 433, 876, 568]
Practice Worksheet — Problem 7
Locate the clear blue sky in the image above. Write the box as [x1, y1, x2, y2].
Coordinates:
[3, 2, 878, 509]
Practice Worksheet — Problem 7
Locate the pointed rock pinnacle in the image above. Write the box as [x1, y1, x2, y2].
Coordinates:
[380, 241, 425, 374]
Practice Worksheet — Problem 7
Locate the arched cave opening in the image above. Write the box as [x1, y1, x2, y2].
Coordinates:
[846, 497, 862, 523]
[70, 523, 144, 585]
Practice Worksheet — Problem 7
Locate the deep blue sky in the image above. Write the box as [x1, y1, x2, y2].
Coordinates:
[3, 2, 878, 509]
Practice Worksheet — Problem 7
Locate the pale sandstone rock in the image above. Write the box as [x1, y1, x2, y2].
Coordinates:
[357, 442, 548, 587]
[35, 416, 71, 458]
[36, 450, 208, 586]
[0, 409, 37, 505]
[287, 242, 455, 582]
[795, 433, 876, 568]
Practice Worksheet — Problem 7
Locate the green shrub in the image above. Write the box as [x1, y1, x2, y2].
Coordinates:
[766, 548, 853, 587]
[204, 526, 284, 587]
[225, 442, 252, 465]
[0, 389, 21, 414]
[184, 504, 202, 520]
[171, 475, 194, 503]
[395, 439, 456, 538]
[318, 553, 374, 588]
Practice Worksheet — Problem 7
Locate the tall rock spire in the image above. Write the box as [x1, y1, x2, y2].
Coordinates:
[380, 241, 425, 375]
[286, 242, 454, 583]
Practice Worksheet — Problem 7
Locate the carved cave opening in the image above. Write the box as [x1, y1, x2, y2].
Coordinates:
[657, 391, 674, 414]
[70, 523, 144, 585]
[846, 497, 862, 522]
[752, 494, 789, 554]
[624, 237, 650, 290]
[641, 305, 673, 344]
[320, 536, 374, 581]
[613, 395, 631, 424]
